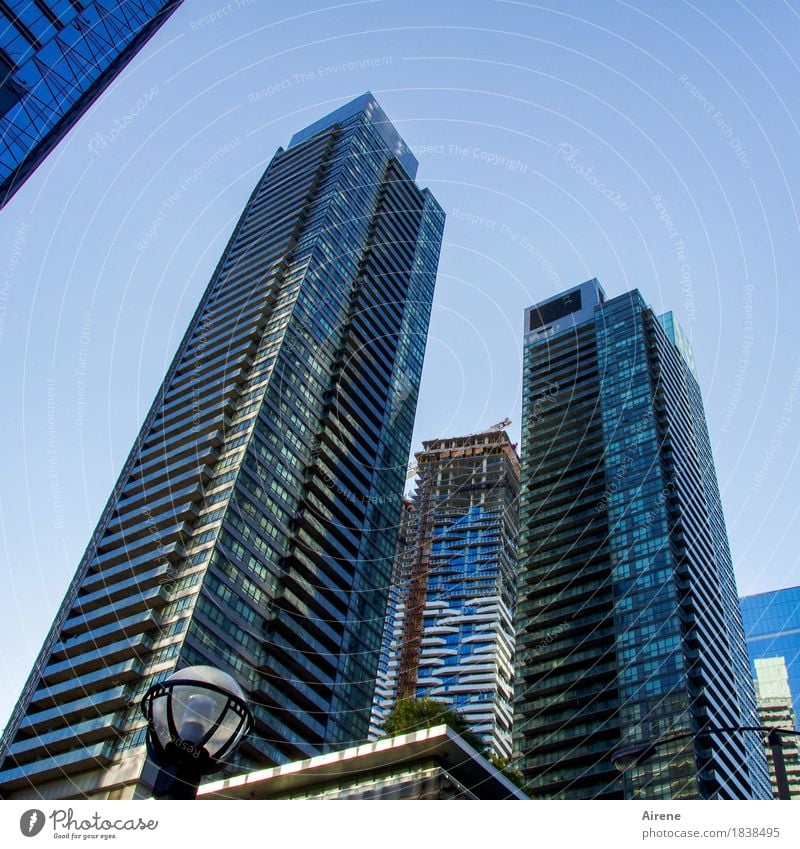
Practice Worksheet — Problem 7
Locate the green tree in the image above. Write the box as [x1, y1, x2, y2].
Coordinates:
[488, 752, 526, 790]
[382, 698, 486, 753]
[383, 699, 528, 793]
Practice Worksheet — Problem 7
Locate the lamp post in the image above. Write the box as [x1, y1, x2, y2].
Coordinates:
[140, 665, 253, 800]
[611, 725, 800, 800]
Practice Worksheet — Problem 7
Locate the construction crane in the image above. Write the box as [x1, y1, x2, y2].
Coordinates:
[404, 418, 511, 480]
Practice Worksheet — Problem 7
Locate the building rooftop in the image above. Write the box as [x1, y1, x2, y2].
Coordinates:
[741, 584, 800, 604]
[417, 423, 520, 473]
[524, 278, 606, 340]
[199, 725, 527, 800]
[288, 92, 419, 179]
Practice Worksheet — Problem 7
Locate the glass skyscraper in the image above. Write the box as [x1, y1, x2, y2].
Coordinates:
[514, 279, 771, 799]
[752, 657, 800, 798]
[1, 0, 184, 207]
[369, 496, 415, 741]
[0, 92, 444, 799]
[740, 586, 800, 725]
[370, 426, 520, 758]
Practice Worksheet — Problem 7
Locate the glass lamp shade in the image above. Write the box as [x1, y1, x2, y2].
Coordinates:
[141, 666, 252, 772]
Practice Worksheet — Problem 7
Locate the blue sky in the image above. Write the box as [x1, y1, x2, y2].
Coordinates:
[2, 0, 800, 729]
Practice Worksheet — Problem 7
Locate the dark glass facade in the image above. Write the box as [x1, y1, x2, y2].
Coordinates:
[741, 586, 800, 725]
[0, 92, 444, 799]
[1, 0, 183, 206]
[514, 279, 771, 799]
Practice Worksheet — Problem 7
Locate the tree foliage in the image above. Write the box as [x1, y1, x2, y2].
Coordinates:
[382, 698, 486, 753]
[488, 752, 527, 790]
[382, 698, 528, 792]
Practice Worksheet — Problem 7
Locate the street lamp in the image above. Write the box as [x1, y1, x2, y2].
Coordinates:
[611, 725, 800, 800]
[140, 665, 253, 799]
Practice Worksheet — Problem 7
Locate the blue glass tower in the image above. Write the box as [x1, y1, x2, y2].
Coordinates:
[740, 586, 800, 725]
[0, 93, 444, 799]
[514, 279, 771, 799]
[1, 0, 183, 207]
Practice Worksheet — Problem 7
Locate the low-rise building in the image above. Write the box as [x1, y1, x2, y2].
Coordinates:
[199, 725, 527, 800]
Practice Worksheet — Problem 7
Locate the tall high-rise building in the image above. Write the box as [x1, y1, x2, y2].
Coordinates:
[0, 93, 444, 799]
[741, 586, 800, 724]
[1, 0, 184, 207]
[752, 657, 800, 798]
[370, 426, 520, 758]
[369, 497, 415, 741]
[514, 279, 771, 799]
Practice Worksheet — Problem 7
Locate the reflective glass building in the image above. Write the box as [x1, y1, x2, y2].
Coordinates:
[370, 427, 520, 758]
[514, 279, 770, 799]
[740, 586, 800, 725]
[752, 656, 800, 798]
[0, 92, 444, 799]
[369, 496, 415, 741]
[1, 0, 183, 207]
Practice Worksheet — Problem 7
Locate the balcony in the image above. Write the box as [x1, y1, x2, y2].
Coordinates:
[7, 715, 124, 765]
[0, 741, 113, 790]
[62, 585, 168, 636]
[52, 610, 158, 660]
[97, 502, 199, 552]
[30, 658, 142, 710]
[41, 633, 149, 685]
[83, 541, 183, 590]
[72, 563, 173, 615]
[86, 521, 193, 570]
[19, 686, 129, 734]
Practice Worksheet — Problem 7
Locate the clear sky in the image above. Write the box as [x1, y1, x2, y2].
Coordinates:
[2, 0, 800, 730]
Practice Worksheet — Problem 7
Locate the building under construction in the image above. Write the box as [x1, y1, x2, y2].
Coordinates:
[369, 424, 520, 758]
